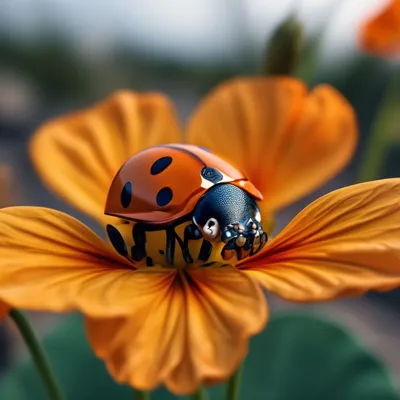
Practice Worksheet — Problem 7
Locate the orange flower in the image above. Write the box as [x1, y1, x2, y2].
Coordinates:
[0, 180, 400, 393]
[0, 77, 371, 394]
[360, 0, 400, 57]
[30, 77, 357, 226]
[0, 165, 15, 321]
[0, 301, 9, 322]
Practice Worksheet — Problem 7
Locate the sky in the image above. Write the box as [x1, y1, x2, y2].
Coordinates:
[0, 0, 390, 66]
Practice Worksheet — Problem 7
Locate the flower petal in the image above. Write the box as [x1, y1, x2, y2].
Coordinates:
[360, 0, 400, 57]
[86, 266, 267, 394]
[30, 91, 183, 224]
[0, 206, 176, 316]
[240, 179, 400, 301]
[187, 77, 357, 212]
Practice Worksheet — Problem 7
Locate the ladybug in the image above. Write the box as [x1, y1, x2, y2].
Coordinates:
[105, 144, 268, 266]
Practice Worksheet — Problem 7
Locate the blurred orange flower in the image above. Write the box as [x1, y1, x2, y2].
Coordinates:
[0, 77, 376, 394]
[30, 77, 357, 226]
[0, 165, 15, 321]
[360, 0, 400, 57]
[0, 301, 9, 322]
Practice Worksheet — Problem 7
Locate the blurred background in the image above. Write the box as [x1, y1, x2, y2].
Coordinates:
[0, 0, 400, 397]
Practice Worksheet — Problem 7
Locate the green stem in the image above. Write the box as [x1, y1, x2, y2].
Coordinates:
[133, 389, 149, 400]
[263, 15, 303, 76]
[226, 365, 243, 400]
[192, 387, 208, 400]
[358, 72, 400, 182]
[9, 309, 64, 400]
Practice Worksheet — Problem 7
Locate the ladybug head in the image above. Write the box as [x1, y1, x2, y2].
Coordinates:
[192, 183, 267, 261]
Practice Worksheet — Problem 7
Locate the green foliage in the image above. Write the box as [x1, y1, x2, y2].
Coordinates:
[238, 312, 398, 400]
[263, 16, 303, 76]
[0, 311, 397, 399]
[358, 73, 400, 182]
[0, 37, 90, 98]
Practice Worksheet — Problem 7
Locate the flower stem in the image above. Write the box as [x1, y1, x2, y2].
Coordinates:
[133, 389, 150, 400]
[263, 15, 303, 76]
[9, 309, 64, 400]
[357, 72, 400, 182]
[192, 387, 208, 400]
[226, 365, 243, 400]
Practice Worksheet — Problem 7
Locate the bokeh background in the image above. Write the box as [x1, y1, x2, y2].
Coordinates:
[0, 0, 399, 398]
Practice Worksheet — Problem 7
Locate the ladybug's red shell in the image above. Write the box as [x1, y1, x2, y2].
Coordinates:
[105, 144, 263, 225]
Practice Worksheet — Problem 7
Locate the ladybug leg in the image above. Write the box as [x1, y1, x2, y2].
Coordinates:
[183, 223, 202, 249]
[198, 240, 213, 262]
[106, 224, 129, 259]
[174, 231, 194, 264]
[131, 223, 147, 263]
[166, 227, 176, 265]
[183, 224, 212, 262]
[221, 232, 267, 261]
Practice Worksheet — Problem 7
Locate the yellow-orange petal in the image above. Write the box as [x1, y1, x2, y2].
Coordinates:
[240, 179, 400, 302]
[86, 266, 267, 394]
[0, 206, 178, 316]
[30, 91, 183, 225]
[187, 77, 357, 213]
[360, 0, 400, 57]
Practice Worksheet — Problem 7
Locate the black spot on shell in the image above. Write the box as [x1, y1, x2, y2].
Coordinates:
[156, 187, 173, 207]
[106, 225, 128, 257]
[151, 156, 173, 175]
[159, 249, 165, 255]
[121, 182, 132, 208]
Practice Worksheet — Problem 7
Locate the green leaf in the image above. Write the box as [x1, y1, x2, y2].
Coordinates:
[0, 311, 397, 399]
[238, 312, 399, 400]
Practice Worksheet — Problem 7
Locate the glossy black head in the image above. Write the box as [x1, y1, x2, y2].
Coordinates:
[192, 183, 267, 261]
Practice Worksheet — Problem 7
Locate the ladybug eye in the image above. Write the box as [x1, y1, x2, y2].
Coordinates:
[202, 218, 220, 240]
